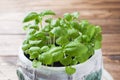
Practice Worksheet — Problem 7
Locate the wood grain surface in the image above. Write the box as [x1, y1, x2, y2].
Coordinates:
[0, 0, 120, 80]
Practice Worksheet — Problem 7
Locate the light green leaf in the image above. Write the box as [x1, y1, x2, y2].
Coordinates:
[32, 60, 41, 68]
[23, 12, 38, 22]
[22, 44, 30, 51]
[60, 56, 72, 66]
[28, 29, 36, 35]
[94, 40, 101, 49]
[65, 66, 76, 75]
[29, 40, 42, 45]
[29, 47, 41, 53]
[41, 10, 55, 16]
[30, 52, 39, 59]
[56, 36, 69, 46]
[68, 28, 79, 39]
[41, 46, 49, 52]
[50, 27, 67, 37]
[65, 41, 88, 56]
[95, 26, 102, 33]
[86, 25, 95, 39]
[39, 52, 53, 65]
[71, 12, 79, 19]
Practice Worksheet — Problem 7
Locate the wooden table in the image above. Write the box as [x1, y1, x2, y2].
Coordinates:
[0, 0, 120, 80]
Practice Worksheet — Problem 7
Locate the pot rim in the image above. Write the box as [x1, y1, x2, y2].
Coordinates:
[19, 47, 102, 69]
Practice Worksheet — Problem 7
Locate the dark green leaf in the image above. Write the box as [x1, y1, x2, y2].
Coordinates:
[29, 25, 39, 30]
[64, 13, 72, 21]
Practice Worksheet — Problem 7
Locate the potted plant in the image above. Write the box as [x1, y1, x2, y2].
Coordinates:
[17, 10, 103, 80]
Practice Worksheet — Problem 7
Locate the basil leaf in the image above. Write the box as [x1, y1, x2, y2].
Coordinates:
[65, 66, 76, 75]
[41, 10, 55, 16]
[51, 27, 67, 37]
[94, 40, 101, 49]
[65, 41, 88, 56]
[39, 52, 53, 65]
[29, 40, 42, 45]
[60, 56, 72, 66]
[41, 46, 49, 52]
[29, 47, 41, 53]
[32, 60, 41, 68]
[23, 12, 38, 22]
[71, 12, 79, 19]
[28, 29, 36, 35]
[56, 36, 69, 46]
[64, 13, 72, 21]
[22, 44, 30, 51]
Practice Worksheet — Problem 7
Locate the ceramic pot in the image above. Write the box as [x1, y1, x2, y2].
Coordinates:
[17, 49, 103, 80]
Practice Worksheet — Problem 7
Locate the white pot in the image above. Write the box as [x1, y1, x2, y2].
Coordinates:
[17, 49, 103, 80]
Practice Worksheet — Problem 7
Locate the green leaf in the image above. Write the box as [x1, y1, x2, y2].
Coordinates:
[39, 52, 53, 65]
[26, 35, 36, 40]
[60, 56, 72, 66]
[65, 41, 88, 56]
[86, 25, 96, 39]
[29, 47, 41, 53]
[41, 10, 56, 16]
[41, 47, 63, 62]
[41, 46, 49, 52]
[64, 13, 72, 21]
[29, 25, 39, 30]
[95, 26, 102, 33]
[29, 40, 42, 45]
[82, 35, 90, 42]
[95, 33, 102, 41]
[34, 31, 46, 39]
[32, 60, 41, 68]
[56, 36, 69, 46]
[65, 66, 76, 75]
[30, 52, 39, 59]
[70, 21, 80, 30]
[28, 29, 36, 35]
[94, 40, 101, 49]
[50, 27, 67, 37]
[23, 12, 38, 22]
[71, 12, 79, 19]
[22, 44, 30, 51]
[68, 28, 79, 39]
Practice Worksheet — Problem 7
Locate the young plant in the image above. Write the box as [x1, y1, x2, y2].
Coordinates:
[22, 10, 102, 75]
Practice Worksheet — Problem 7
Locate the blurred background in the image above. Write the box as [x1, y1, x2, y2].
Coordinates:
[0, 0, 120, 80]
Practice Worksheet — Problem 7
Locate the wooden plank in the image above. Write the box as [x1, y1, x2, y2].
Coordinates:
[0, 34, 119, 56]
[0, 0, 120, 14]
[0, 55, 119, 80]
[103, 56, 120, 80]
[0, 13, 120, 34]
